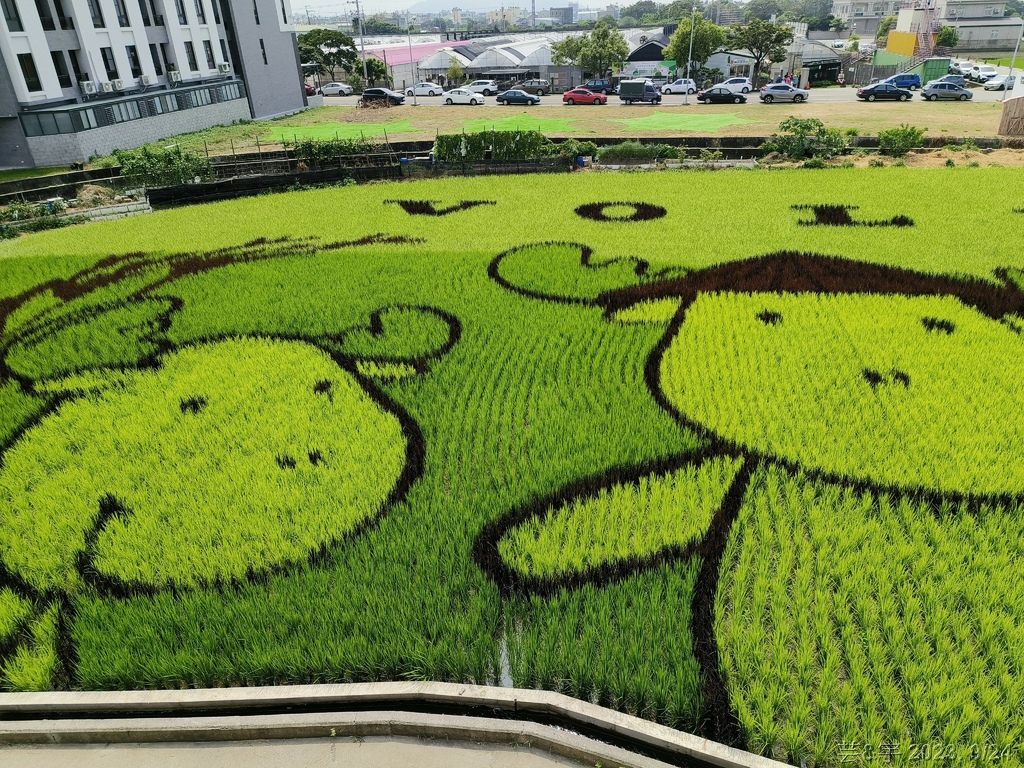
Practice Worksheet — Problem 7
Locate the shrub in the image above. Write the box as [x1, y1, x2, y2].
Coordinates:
[869, 158, 885, 167]
[946, 158, 956, 167]
[877, 124, 925, 157]
[292, 137, 379, 165]
[434, 130, 551, 163]
[114, 146, 213, 187]
[760, 117, 846, 161]
[595, 140, 677, 163]
[548, 138, 599, 159]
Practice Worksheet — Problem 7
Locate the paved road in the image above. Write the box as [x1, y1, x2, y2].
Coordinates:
[0, 737, 591, 768]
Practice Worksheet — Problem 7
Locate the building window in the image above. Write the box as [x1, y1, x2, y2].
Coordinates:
[259, 37, 267, 64]
[18, 53, 43, 91]
[35, 0, 56, 29]
[280, 0, 285, 23]
[203, 38, 215, 68]
[137, 0, 150, 23]
[174, 0, 187, 23]
[150, 0, 162, 23]
[149, 42, 163, 74]
[2, 0, 24, 31]
[219, 37, 228, 62]
[114, 0, 129, 25]
[100, 46, 118, 80]
[160, 42, 172, 72]
[193, 0, 205, 22]
[68, 48, 84, 80]
[211, 0, 219, 23]
[87, 0, 104, 26]
[126, 45, 142, 77]
[53, 0, 72, 27]
[185, 40, 199, 70]
[252, 0, 259, 23]
[51, 50, 73, 87]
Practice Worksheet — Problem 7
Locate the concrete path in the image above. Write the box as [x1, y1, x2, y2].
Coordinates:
[0, 736, 592, 768]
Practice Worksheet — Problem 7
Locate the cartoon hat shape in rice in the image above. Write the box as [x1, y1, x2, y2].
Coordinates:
[0, 237, 454, 689]
[476, 237, 1024, 741]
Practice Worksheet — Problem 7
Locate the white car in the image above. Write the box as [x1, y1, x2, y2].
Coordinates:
[967, 65, 998, 82]
[719, 77, 753, 94]
[467, 79, 499, 95]
[950, 60, 974, 75]
[318, 82, 353, 96]
[442, 88, 485, 105]
[662, 78, 698, 94]
[984, 74, 1016, 91]
[406, 82, 442, 96]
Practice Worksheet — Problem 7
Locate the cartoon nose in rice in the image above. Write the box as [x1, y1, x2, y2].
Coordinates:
[478, 246, 1024, 589]
[0, 337, 408, 596]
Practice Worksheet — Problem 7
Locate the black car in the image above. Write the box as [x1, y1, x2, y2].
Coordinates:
[495, 89, 540, 106]
[856, 83, 912, 102]
[583, 78, 615, 94]
[696, 86, 746, 104]
[360, 88, 405, 106]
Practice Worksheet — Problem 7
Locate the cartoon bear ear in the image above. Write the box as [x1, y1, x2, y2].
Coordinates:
[489, 242, 650, 306]
[6, 298, 173, 385]
[475, 454, 745, 595]
[326, 305, 461, 379]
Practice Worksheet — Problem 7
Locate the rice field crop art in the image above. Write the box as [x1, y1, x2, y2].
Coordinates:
[1, 170, 1024, 767]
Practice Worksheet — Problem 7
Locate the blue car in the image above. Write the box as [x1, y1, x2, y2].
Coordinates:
[495, 89, 541, 106]
[882, 73, 922, 90]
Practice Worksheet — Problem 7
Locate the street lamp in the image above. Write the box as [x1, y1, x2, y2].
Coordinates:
[684, 6, 699, 105]
[407, 21, 418, 105]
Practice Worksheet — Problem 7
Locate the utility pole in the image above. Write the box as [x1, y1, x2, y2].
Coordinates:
[347, 0, 368, 80]
[1003, 19, 1022, 102]
[407, 22, 418, 104]
[684, 7, 697, 105]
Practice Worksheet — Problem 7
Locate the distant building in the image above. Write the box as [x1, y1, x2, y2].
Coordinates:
[550, 6, 574, 24]
[452, 7, 463, 24]
[833, 0, 1023, 48]
[1, 0, 305, 168]
[487, 7, 527, 27]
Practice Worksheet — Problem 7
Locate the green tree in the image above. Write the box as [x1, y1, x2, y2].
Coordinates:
[365, 56, 388, 86]
[552, 34, 587, 86]
[621, 0, 660, 18]
[848, 33, 860, 51]
[362, 14, 401, 34]
[726, 18, 793, 87]
[661, 0, 702, 21]
[446, 61, 464, 85]
[431, 16, 447, 31]
[618, 14, 639, 26]
[600, 14, 619, 26]
[579, 20, 630, 78]
[744, 0, 781, 20]
[877, 14, 897, 38]
[663, 14, 727, 77]
[937, 25, 960, 46]
[297, 29, 358, 82]
[640, 12, 659, 24]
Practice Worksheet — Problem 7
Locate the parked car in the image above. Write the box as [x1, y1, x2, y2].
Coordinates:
[318, 82, 353, 96]
[830, 38, 847, 48]
[950, 60, 974, 75]
[405, 82, 442, 96]
[856, 82, 912, 101]
[661, 78, 698, 94]
[583, 78, 615, 94]
[562, 88, 606, 105]
[495, 89, 540, 105]
[882, 73, 921, 90]
[442, 88, 485, 105]
[984, 74, 1016, 90]
[697, 86, 746, 104]
[517, 78, 551, 95]
[303, 83, 316, 96]
[967, 65, 999, 82]
[759, 83, 810, 103]
[617, 79, 662, 104]
[718, 77, 753, 94]
[921, 82, 973, 101]
[468, 79, 499, 95]
[360, 88, 405, 106]
[926, 74, 966, 88]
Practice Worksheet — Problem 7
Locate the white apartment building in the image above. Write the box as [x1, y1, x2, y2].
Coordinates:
[1, 0, 305, 167]
[832, 0, 1022, 46]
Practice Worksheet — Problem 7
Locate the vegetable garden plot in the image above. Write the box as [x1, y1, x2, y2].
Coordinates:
[1, 169, 1023, 767]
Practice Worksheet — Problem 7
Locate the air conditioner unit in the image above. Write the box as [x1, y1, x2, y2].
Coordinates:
[101, 81, 114, 92]
[218, 62, 231, 73]
[140, 74, 153, 86]
[169, 70, 182, 82]
[82, 80, 98, 94]
[112, 78, 125, 90]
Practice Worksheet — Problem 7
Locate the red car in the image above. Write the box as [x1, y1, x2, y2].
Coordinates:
[304, 83, 316, 96]
[562, 88, 606, 105]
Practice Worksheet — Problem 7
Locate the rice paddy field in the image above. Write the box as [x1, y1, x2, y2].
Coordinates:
[1, 168, 1023, 767]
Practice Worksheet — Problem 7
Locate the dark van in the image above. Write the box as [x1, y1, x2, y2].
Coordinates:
[618, 79, 662, 104]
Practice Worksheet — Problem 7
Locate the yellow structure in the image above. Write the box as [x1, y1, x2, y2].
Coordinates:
[886, 31, 918, 56]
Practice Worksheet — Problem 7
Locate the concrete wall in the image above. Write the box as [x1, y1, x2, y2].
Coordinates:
[25, 98, 250, 165]
[886, 31, 918, 56]
[224, 0, 305, 118]
[0, 75, 34, 168]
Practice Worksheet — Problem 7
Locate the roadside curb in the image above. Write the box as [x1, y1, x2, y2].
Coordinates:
[0, 682, 787, 768]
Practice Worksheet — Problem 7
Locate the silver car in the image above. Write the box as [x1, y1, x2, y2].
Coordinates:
[920, 82, 972, 101]
[759, 83, 810, 103]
